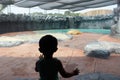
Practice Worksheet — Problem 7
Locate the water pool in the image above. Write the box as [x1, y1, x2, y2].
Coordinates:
[34, 29, 110, 34]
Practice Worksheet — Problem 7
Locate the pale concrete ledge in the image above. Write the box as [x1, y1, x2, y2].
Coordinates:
[75, 72, 120, 80]
[0, 33, 72, 47]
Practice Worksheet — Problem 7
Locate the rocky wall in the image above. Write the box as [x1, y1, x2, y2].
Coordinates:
[0, 14, 114, 34]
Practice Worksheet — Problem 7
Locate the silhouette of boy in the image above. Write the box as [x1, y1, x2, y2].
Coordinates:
[35, 35, 79, 80]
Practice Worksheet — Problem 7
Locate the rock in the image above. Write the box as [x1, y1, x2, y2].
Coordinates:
[67, 29, 82, 35]
[111, 24, 117, 35]
[86, 50, 110, 59]
[111, 19, 120, 37]
[84, 41, 120, 58]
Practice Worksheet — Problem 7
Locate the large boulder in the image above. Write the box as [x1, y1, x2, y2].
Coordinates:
[84, 41, 120, 58]
[86, 50, 110, 59]
[111, 19, 120, 37]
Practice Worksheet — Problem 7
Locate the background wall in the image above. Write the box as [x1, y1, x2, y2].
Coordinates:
[0, 14, 114, 34]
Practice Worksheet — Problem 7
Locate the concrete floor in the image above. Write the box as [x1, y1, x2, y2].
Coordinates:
[0, 32, 120, 80]
[0, 43, 120, 80]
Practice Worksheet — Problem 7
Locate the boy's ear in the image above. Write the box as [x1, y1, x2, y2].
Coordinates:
[38, 48, 42, 53]
[38, 48, 40, 51]
[54, 47, 58, 52]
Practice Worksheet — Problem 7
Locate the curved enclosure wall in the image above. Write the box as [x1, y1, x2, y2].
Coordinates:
[0, 14, 114, 34]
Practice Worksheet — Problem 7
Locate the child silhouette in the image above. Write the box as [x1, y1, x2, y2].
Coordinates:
[35, 35, 79, 80]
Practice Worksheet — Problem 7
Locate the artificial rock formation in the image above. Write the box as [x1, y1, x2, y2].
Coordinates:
[84, 41, 120, 58]
[111, 19, 120, 37]
[111, 0, 120, 38]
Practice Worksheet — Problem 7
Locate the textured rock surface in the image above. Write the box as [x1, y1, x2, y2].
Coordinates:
[111, 19, 120, 37]
[84, 41, 120, 58]
[86, 50, 110, 59]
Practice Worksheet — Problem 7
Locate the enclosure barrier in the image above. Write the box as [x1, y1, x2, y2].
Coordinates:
[0, 13, 113, 34]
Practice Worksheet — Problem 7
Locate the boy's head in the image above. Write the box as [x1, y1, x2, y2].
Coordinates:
[39, 35, 58, 56]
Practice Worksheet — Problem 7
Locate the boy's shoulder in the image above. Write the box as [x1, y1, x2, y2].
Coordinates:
[53, 58, 62, 64]
[36, 57, 60, 62]
[36, 58, 43, 64]
[53, 57, 59, 60]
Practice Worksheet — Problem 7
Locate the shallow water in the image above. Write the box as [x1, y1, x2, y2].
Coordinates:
[34, 29, 110, 34]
